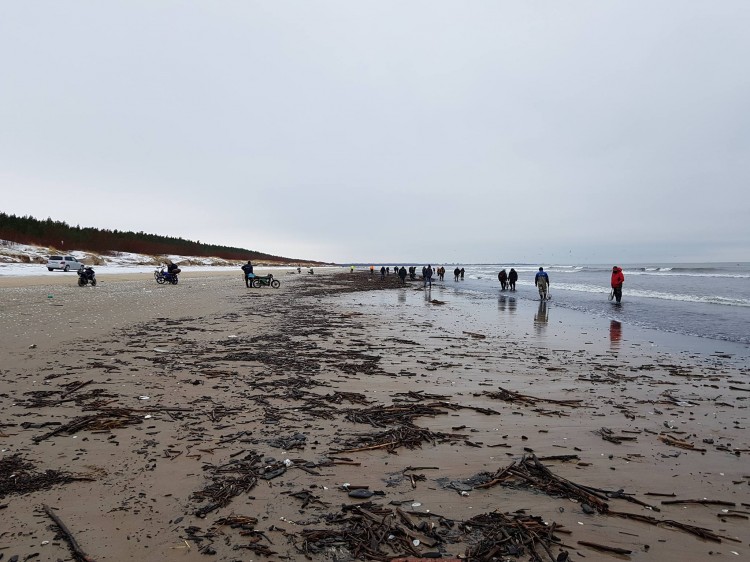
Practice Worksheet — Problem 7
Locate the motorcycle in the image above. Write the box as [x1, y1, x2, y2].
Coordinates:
[251, 274, 280, 289]
[154, 267, 179, 285]
[77, 266, 97, 286]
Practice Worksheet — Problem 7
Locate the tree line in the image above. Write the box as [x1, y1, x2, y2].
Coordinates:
[0, 212, 304, 262]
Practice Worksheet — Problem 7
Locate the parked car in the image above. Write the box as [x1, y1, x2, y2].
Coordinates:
[47, 255, 84, 272]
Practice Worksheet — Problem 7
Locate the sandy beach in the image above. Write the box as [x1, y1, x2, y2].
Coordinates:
[1, 269, 748, 561]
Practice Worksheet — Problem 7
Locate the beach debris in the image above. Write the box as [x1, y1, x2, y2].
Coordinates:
[659, 434, 707, 452]
[594, 427, 638, 444]
[42, 504, 96, 562]
[344, 403, 451, 427]
[0, 455, 93, 498]
[331, 425, 468, 454]
[292, 503, 446, 560]
[661, 498, 736, 507]
[478, 386, 584, 409]
[577, 540, 632, 555]
[31, 409, 143, 442]
[192, 453, 262, 518]
[461, 511, 566, 560]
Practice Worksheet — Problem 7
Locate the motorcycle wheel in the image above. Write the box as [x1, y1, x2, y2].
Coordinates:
[171, 277, 178, 285]
[252, 279, 261, 288]
[91, 279, 97, 286]
[78, 278, 85, 286]
[271, 280, 280, 288]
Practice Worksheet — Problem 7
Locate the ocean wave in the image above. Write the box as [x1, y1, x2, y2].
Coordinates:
[546, 282, 750, 307]
[623, 270, 750, 279]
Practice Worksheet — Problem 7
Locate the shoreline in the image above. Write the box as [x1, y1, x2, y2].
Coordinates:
[1, 272, 748, 560]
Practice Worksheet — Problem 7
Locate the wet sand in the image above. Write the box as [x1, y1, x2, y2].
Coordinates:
[1, 270, 748, 561]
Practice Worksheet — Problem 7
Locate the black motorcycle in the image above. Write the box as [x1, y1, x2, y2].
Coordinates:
[77, 266, 97, 286]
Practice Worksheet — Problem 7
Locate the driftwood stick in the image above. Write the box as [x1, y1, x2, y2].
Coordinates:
[43, 504, 96, 562]
[577, 540, 632, 555]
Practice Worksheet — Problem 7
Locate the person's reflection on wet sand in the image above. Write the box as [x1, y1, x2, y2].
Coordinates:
[398, 290, 406, 304]
[498, 295, 507, 312]
[609, 320, 622, 352]
[534, 300, 549, 335]
[508, 297, 517, 315]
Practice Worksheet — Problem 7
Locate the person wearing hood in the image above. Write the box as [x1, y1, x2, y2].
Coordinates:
[611, 266, 625, 303]
[508, 268, 518, 291]
[497, 269, 508, 290]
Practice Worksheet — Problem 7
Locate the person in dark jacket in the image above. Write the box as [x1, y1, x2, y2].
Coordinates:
[498, 269, 508, 290]
[398, 266, 407, 283]
[460, 268, 465, 280]
[424, 265, 433, 288]
[454, 267, 460, 281]
[508, 268, 518, 291]
[611, 266, 625, 303]
[241, 261, 254, 287]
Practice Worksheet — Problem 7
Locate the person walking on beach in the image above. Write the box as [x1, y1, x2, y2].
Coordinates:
[398, 266, 407, 283]
[380, 266, 386, 279]
[535, 267, 550, 300]
[454, 267, 460, 281]
[611, 266, 625, 304]
[370, 265, 374, 276]
[508, 268, 518, 291]
[460, 268, 465, 280]
[350, 265, 355, 274]
[498, 269, 508, 290]
[424, 265, 433, 288]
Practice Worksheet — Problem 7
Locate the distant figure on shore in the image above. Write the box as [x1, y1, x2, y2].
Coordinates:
[241, 261, 254, 287]
[308, 268, 314, 274]
[398, 266, 407, 283]
[424, 265, 433, 288]
[498, 269, 508, 290]
[297, 266, 302, 274]
[440, 266, 446, 281]
[409, 266, 416, 280]
[369, 265, 374, 276]
[386, 266, 390, 275]
[380, 266, 386, 279]
[454, 267, 460, 281]
[350, 265, 355, 273]
[508, 268, 518, 291]
[460, 268, 465, 280]
[611, 266, 625, 303]
[534, 267, 549, 300]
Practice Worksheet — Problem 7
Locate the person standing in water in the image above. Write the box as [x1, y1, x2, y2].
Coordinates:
[508, 268, 518, 291]
[611, 266, 625, 303]
[498, 269, 508, 290]
[534, 267, 549, 300]
[424, 265, 433, 288]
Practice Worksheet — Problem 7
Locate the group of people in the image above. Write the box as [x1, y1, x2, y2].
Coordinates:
[366, 264, 459, 285]
[503, 265, 625, 303]
[497, 268, 518, 291]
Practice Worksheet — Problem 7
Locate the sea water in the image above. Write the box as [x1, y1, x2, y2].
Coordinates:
[351, 262, 749, 363]
[455, 263, 750, 346]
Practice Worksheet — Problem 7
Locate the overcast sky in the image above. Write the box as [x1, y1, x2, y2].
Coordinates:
[1, 1, 749, 264]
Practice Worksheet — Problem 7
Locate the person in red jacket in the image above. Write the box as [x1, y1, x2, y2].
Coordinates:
[611, 266, 625, 303]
